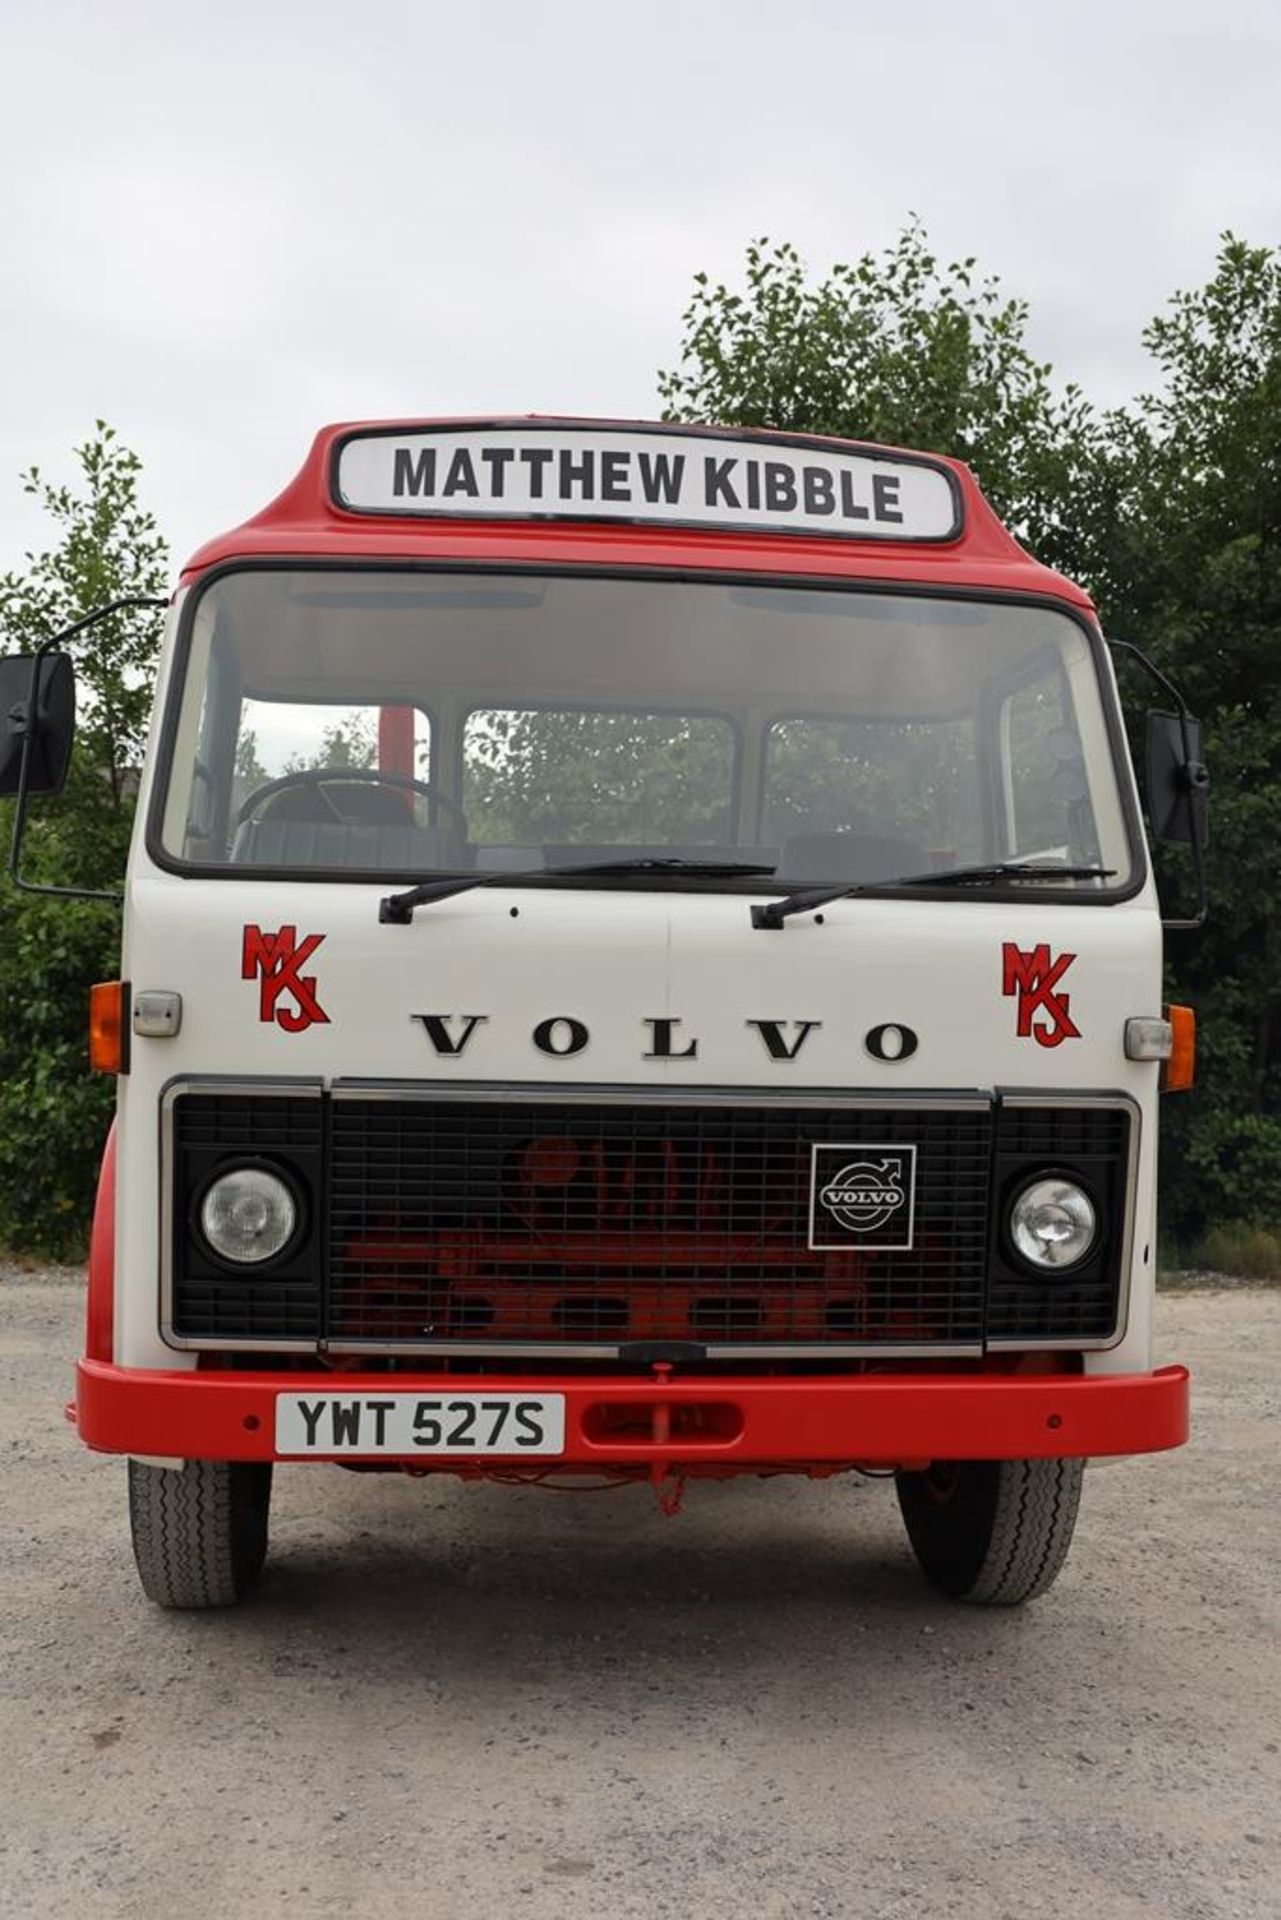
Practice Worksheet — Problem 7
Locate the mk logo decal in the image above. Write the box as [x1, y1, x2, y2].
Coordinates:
[242, 924, 330, 1032]
[1001, 942, 1080, 1048]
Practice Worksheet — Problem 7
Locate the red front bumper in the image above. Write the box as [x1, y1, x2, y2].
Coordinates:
[74, 1358, 1190, 1469]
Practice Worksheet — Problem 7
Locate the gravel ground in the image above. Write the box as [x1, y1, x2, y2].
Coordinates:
[2, 1271, 1278, 1920]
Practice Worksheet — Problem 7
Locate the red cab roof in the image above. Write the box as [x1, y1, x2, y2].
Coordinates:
[181, 417, 1094, 612]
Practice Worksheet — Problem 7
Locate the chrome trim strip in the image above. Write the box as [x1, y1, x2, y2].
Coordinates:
[163, 1075, 327, 1096]
[330, 1078, 990, 1111]
[321, 1339, 983, 1361]
[163, 1334, 320, 1355]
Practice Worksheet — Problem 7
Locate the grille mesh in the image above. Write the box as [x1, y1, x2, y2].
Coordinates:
[326, 1095, 992, 1349]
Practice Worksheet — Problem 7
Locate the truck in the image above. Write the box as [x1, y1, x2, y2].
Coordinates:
[0, 417, 1207, 1608]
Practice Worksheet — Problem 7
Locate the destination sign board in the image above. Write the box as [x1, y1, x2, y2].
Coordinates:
[333, 424, 960, 541]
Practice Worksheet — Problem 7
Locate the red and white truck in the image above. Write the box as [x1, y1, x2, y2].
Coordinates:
[2, 419, 1206, 1607]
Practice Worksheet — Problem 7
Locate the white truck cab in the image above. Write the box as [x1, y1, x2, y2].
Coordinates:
[1, 420, 1204, 1608]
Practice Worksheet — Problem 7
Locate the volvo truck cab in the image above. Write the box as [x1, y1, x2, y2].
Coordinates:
[2, 419, 1202, 1607]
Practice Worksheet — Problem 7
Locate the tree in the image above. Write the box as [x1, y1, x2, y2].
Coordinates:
[658, 222, 1094, 551]
[464, 709, 734, 846]
[283, 711, 378, 775]
[1079, 239, 1281, 1238]
[0, 425, 168, 1255]
[658, 227, 1280, 1244]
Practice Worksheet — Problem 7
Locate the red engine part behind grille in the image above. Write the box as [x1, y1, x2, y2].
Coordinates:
[323, 1096, 992, 1350]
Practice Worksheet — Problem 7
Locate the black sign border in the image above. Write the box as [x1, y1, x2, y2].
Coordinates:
[328, 418, 965, 546]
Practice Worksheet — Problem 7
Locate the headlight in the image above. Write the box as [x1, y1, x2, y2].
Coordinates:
[199, 1166, 298, 1266]
[1009, 1176, 1097, 1271]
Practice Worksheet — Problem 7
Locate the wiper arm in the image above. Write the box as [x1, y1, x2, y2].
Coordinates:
[750, 863, 1116, 930]
[381, 857, 776, 924]
[900, 861, 1115, 890]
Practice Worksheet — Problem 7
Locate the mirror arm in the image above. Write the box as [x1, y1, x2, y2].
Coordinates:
[8, 596, 169, 907]
[1106, 637, 1208, 932]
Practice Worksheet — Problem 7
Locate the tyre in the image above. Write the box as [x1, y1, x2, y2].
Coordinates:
[895, 1456, 1084, 1605]
[128, 1459, 273, 1608]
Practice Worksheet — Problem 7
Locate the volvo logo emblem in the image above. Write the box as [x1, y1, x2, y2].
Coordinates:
[809, 1143, 917, 1250]
[820, 1160, 906, 1233]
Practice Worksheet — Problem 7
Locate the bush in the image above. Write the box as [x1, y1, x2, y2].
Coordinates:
[0, 425, 166, 1258]
[0, 895, 120, 1258]
[1194, 1224, 1281, 1281]
[661, 228, 1281, 1253]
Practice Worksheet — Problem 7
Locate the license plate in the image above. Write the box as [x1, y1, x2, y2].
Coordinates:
[275, 1392, 565, 1457]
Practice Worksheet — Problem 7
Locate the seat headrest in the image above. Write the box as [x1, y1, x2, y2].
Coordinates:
[230, 819, 451, 871]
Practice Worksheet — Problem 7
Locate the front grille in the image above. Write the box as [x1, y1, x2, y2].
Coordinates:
[165, 1085, 1134, 1354]
[326, 1092, 992, 1350]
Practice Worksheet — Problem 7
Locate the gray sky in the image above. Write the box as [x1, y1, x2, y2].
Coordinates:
[2, 0, 1278, 583]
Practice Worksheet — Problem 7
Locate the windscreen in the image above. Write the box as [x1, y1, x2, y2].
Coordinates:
[156, 569, 1135, 889]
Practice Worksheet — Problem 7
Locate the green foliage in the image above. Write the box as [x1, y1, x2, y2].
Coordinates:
[0, 425, 168, 1257]
[1086, 239, 1281, 1238]
[1195, 1222, 1281, 1281]
[0, 898, 122, 1256]
[464, 709, 734, 845]
[762, 715, 981, 860]
[658, 222, 1095, 546]
[661, 227, 1281, 1239]
[283, 710, 378, 774]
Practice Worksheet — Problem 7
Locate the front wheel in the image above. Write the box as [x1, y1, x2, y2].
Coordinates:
[895, 1457, 1084, 1605]
[128, 1459, 272, 1608]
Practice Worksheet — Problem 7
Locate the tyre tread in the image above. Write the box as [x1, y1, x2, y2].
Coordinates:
[895, 1456, 1084, 1606]
[128, 1460, 271, 1609]
[965, 1458, 1083, 1605]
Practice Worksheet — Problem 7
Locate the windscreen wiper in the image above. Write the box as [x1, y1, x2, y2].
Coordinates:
[381, 858, 777, 924]
[750, 863, 1116, 930]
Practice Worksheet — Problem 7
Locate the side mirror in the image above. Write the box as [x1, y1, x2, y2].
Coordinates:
[1145, 708, 1209, 846]
[0, 652, 76, 797]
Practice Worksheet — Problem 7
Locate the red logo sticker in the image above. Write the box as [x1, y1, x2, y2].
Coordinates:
[242, 925, 330, 1033]
[1002, 942, 1080, 1048]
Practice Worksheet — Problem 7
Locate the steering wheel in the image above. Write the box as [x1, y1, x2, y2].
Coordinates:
[234, 767, 470, 834]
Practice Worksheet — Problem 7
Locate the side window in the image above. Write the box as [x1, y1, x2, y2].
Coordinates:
[234, 700, 431, 820]
[1001, 668, 1100, 861]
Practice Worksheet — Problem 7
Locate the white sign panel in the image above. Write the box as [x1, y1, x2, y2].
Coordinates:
[334, 425, 960, 541]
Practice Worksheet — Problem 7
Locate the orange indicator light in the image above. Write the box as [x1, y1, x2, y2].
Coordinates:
[89, 981, 129, 1075]
[1162, 1005, 1196, 1093]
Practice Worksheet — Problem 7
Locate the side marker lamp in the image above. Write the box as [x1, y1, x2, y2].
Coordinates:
[1162, 1005, 1196, 1093]
[89, 980, 129, 1074]
[1124, 1016, 1173, 1061]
